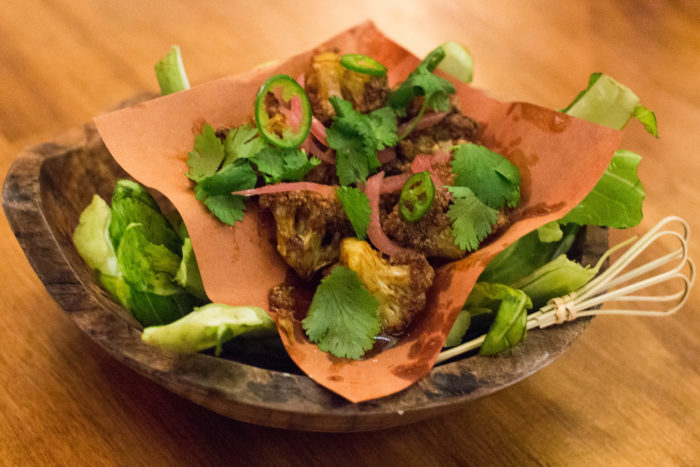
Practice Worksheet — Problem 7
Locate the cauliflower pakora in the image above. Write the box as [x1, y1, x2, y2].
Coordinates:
[259, 191, 352, 280]
[339, 238, 434, 335]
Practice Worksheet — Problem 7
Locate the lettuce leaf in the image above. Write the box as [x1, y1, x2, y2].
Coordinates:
[479, 224, 580, 285]
[109, 179, 182, 254]
[154, 45, 190, 95]
[142, 303, 276, 355]
[562, 73, 658, 137]
[560, 150, 644, 228]
[510, 255, 598, 309]
[73, 195, 119, 277]
[456, 283, 532, 355]
[117, 223, 182, 296]
[175, 237, 207, 300]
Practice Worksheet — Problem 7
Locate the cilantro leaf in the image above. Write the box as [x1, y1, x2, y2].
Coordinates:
[447, 186, 498, 251]
[367, 106, 399, 149]
[197, 160, 258, 195]
[187, 124, 225, 181]
[223, 123, 266, 165]
[336, 186, 371, 240]
[187, 122, 265, 227]
[203, 194, 247, 226]
[327, 126, 374, 185]
[389, 46, 456, 117]
[249, 146, 320, 184]
[451, 143, 521, 209]
[326, 97, 397, 185]
[302, 266, 380, 360]
[280, 151, 321, 181]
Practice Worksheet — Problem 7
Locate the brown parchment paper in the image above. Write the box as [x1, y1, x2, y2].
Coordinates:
[95, 21, 621, 403]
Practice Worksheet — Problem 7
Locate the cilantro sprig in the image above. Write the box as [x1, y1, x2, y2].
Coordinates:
[451, 143, 521, 209]
[336, 186, 371, 240]
[187, 123, 319, 225]
[326, 97, 398, 185]
[447, 144, 521, 251]
[447, 186, 498, 251]
[302, 266, 381, 359]
[389, 46, 456, 139]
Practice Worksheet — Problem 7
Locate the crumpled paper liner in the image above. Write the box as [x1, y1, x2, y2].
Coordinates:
[95, 21, 621, 403]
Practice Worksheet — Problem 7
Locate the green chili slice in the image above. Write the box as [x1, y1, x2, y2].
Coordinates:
[254, 74, 311, 148]
[340, 54, 387, 77]
[399, 171, 435, 222]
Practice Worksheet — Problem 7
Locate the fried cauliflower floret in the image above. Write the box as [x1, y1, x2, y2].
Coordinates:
[383, 189, 465, 260]
[259, 191, 352, 280]
[383, 189, 514, 260]
[398, 109, 479, 160]
[338, 238, 434, 335]
[305, 51, 390, 125]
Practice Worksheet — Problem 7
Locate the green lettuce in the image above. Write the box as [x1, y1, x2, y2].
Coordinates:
[479, 224, 580, 285]
[117, 223, 182, 296]
[510, 255, 597, 309]
[74, 179, 209, 327]
[125, 287, 197, 327]
[175, 237, 207, 300]
[444, 310, 471, 348]
[154, 45, 190, 95]
[536, 221, 563, 243]
[562, 73, 658, 137]
[460, 283, 532, 356]
[141, 303, 276, 355]
[559, 150, 644, 228]
[73, 195, 119, 277]
[109, 179, 182, 254]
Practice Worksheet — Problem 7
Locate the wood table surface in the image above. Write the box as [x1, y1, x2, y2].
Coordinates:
[2, 1, 699, 465]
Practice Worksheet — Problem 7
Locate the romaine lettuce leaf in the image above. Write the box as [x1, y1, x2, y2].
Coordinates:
[98, 272, 195, 326]
[444, 310, 471, 348]
[479, 286, 530, 356]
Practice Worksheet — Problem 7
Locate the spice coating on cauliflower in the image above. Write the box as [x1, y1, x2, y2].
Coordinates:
[259, 191, 352, 280]
[383, 188, 465, 260]
[305, 51, 390, 125]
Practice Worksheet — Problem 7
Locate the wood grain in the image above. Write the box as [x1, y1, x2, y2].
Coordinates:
[1, 0, 699, 464]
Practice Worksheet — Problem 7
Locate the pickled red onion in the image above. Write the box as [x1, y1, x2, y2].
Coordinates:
[365, 171, 410, 256]
[310, 117, 328, 146]
[232, 182, 337, 197]
[397, 111, 448, 136]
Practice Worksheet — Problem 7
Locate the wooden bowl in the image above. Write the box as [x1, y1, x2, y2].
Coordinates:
[2, 101, 606, 432]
